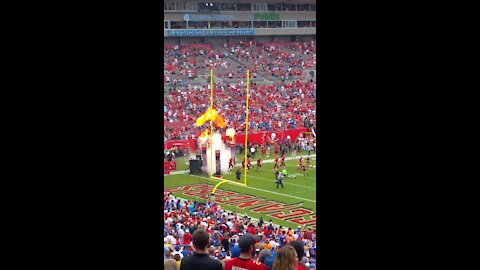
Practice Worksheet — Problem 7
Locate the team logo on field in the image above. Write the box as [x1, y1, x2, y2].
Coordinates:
[164, 184, 316, 229]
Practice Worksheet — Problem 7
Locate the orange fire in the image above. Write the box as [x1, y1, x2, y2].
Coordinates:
[199, 128, 209, 139]
[215, 114, 228, 128]
[198, 128, 209, 144]
[196, 107, 228, 128]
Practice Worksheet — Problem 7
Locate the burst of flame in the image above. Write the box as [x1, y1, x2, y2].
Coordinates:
[199, 128, 209, 138]
[215, 114, 228, 128]
[226, 128, 236, 139]
[198, 128, 209, 144]
[196, 107, 228, 128]
[196, 107, 216, 127]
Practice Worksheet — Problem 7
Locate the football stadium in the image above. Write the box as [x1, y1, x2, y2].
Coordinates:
[164, 1, 317, 269]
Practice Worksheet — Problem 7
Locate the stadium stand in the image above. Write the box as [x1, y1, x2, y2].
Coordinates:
[164, 193, 317, 269]
[164, 41, 316, 141]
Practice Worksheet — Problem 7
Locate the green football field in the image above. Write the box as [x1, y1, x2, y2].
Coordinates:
[164, 156, 316, 229]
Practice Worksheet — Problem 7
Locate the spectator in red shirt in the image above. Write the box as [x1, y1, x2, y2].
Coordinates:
[225, 233, 268, 270]
[248, 224, 256, 235]
[183, 229, 191, 246]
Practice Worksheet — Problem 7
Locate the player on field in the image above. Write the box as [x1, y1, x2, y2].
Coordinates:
[273, 156, 279, 171]
[292, 144, 297, 160]
[256, 158, 262, 171]
[261, 144, 266, 157]
[242, 157, 245, 169]
[297, 157, 303, 172]
[302, 165, 309, 177]
[274, 144, 279, 159]
[228, 157, 234, 171]
[247, 157, 252, 172]
[280, 155, 286, 167]
[273, 162, 279, 172]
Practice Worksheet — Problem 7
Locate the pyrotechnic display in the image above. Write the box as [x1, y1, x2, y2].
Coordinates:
[195, 107, 228, 128]
[195, 106, 233, 175]
[226, 128, 236, 140]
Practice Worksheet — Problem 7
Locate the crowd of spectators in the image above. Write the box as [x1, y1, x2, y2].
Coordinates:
[164, 40, 315, 84]
[226, 40, 316, 80]
[164, 192, 317, 270]
[164, 79, 316, 141]
[163, 40, 316, 142]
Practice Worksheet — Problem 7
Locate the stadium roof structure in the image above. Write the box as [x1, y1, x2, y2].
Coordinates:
[227, 0, 316, 3]
[174, 0, 317, 4]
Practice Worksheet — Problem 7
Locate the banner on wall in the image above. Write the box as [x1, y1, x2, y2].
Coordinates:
[164, 129, 308, 151]
[183, 14, 235, 22]
[166, 28, 256, 37]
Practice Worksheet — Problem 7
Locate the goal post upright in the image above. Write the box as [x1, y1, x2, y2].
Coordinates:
[210, 68, 213, 178]
[244, 69, 250, 187]
[210, 69, 250, 197]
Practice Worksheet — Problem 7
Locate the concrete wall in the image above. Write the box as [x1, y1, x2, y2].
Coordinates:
[164, 35, 316, 45]
[164, 11, 316, 21]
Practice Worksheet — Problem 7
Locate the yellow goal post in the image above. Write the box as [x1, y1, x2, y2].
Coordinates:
[209, 69, 250, 198]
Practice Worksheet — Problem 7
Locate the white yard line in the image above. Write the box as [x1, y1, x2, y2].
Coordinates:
[183, 174, 317, 203]
[246, 174, 316, 190]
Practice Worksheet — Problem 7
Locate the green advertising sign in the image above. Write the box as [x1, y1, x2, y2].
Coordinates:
[254, 12, 280, 21]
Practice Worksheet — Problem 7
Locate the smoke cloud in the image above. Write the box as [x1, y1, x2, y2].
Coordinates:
[198, 132, 233, 174]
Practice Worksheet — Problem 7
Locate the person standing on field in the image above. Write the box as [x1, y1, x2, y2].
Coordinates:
[236, 169, 242, 181]
[276, 170, 284, 189]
